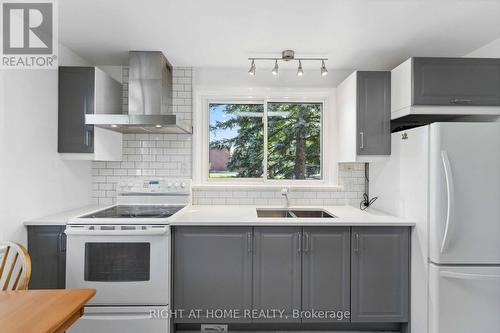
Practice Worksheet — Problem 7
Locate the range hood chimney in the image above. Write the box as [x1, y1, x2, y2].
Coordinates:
[85, 51, 192, 134]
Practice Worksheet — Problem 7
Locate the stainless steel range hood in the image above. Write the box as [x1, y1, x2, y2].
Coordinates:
[85, 51, 192, 134]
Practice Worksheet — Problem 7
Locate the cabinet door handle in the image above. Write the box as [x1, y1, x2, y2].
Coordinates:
[303, 232, 310, 252]
[58, 232, 66, 253]
[83, 98, 92, 147]
[450, 98, 472, 105]
[84, 129, 91, 147]
[247, 232, 252, 253]
[297, 232, 302, 253]
[359, 132, 364, 149]
[353, 232, 359, 253]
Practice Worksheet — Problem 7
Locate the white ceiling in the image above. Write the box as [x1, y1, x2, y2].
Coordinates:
[59, 0, 500, 71]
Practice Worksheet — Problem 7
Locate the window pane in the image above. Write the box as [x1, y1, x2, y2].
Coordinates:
[267, 103, 322, 180]
[209, 103, 264, 178]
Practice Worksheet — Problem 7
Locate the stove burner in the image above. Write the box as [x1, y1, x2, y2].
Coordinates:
[81, 205, 184, 218]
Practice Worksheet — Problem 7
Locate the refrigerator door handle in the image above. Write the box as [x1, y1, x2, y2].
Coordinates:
[440, 270, 500, 282]
[440, 150, 455, 254]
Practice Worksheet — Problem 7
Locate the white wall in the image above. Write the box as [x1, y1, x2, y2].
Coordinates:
[463, 38, 500, 122]
[466, 37, 500, 58]
[194, 67, 350, 89]
[0, 44, 93, 244]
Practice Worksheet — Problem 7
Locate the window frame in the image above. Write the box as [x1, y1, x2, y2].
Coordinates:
[193, 89, 335, 187]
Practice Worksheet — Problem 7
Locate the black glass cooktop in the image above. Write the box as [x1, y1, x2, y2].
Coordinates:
[82, 205, 184, 218]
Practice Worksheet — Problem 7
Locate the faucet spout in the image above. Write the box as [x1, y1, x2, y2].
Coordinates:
[281, 187, 290, 208]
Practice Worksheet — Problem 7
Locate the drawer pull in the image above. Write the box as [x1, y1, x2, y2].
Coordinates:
[450, 98, 472, 105]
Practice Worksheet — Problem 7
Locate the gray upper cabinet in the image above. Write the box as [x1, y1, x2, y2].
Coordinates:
[173, 227, 253, 323]
[391, 57, 500, 120]
[412, 57, 500, 106]
[350, 227, 410, 323]
[337, 71, 391, 162]
[27, 225, 66, 289]
[357, 71, 391, 156]
[302, 227, 350, 323]
[58, 66, 123, 160]
[253, 227, 302, 322]
[58, 67, 95, 153]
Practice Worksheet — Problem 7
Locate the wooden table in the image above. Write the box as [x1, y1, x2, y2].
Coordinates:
[0, 288, 95, 333]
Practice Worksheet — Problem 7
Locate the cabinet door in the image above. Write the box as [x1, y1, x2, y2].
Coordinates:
[413, 57, 500, 106]
[173, 227, 253, 323]
[351, 227, 409, 322]
[58, 67, 95, 153]
[27, 226, 66, 289]
[302, 227, 350, 323]
[357, 71, 391, 156]
[253, 227, 302, 322]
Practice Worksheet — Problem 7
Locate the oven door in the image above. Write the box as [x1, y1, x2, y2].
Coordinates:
[65, 225, 170, 305]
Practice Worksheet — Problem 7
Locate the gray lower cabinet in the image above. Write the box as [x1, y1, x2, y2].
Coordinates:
[27, 225, 66, 289]
[357, 71, 391, 156]
[412, 57, 500, 106]
[253, 227, 302, 322]
[173, 227, 253, 323]
[173, 226, 410, 326]
[301, 227, 350, 322]
[350, 227, 410, 322]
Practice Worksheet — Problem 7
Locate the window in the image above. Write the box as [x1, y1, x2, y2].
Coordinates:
[208, 102, 322, 181]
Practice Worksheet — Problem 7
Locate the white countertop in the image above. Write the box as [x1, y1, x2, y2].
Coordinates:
[24, 205, 102, 225]
[170, 205, 415, 226]
[24, 204, 414, 227]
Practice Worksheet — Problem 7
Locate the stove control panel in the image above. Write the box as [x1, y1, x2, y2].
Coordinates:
[116, 178, 191, 194]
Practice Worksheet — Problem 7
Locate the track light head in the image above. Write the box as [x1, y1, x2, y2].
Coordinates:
[321, 60, 328, 76]
[272, 60, 279, 76]
[248, 60, 256, 76]
[297, 60, 304, 77]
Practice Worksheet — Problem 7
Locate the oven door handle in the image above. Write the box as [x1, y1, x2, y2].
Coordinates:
[64, 227, 169, 236]
[82, 313, 154, 320]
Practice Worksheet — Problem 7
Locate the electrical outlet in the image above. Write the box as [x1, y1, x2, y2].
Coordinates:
[201, 324, 228, 332]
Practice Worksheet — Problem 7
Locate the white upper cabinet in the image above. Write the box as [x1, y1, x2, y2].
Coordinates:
[391, 57, 500, 120]
[336, 71, 391, 163]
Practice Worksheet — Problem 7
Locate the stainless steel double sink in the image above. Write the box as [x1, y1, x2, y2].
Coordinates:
[256, 208, 336, 218]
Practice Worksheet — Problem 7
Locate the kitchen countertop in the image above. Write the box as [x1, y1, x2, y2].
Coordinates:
[170, 205, 415, 226]
[24, 205, 101, 225]
[24, 204, 414, 227]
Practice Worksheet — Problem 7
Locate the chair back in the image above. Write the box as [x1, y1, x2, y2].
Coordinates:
[0, 241, 31, 290]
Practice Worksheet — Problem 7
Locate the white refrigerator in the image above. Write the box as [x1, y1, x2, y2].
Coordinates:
[371, 122, 500, 333]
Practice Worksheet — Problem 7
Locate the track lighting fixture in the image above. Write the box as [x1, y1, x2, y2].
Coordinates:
[272, 60, 279, 76]
[248, 59, 256, 76]
[247, 50, 327, 77]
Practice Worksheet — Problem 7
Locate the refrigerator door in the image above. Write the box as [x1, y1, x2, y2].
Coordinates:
[68, 306, 169, 333]
[429, 122, 500, 264]
[429, 264, 500, 333]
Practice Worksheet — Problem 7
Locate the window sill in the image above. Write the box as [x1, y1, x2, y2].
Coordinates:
[192, 184, 344, 192]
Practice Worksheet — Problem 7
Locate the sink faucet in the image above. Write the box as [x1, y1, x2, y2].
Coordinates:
[281, 187, 290, 207]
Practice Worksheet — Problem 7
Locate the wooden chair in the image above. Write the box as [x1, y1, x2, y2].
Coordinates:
[0, 241, 31, 291]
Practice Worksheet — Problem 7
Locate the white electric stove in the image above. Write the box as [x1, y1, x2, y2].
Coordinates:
[66, 178, 191, 333]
